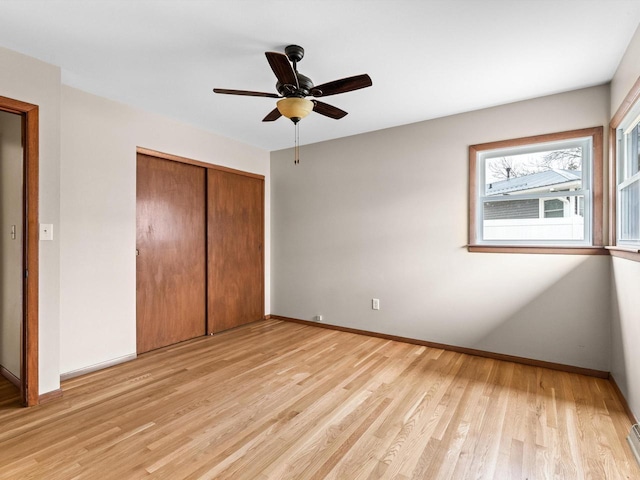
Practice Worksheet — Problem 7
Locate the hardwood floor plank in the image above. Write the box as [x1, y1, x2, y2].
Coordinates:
[0, 319, 637, 479]
[0, 376, 20, 410]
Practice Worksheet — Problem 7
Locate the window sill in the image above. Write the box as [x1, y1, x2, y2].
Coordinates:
[606, 246, 640, 262]
[467, 245, 608, 255]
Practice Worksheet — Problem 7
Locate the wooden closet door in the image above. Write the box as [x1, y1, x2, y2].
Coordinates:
[208, 170, 264, 333]
[136, 154, 206, 353]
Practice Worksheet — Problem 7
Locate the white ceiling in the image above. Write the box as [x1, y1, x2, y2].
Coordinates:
[1, 0, 639, 151]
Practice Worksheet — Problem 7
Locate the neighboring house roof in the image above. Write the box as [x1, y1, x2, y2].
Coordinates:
[486, 169, 581, 196]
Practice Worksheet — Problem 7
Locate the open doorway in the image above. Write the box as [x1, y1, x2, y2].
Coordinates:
[0, 110, 23, 403]
[0, 95, 39, 407]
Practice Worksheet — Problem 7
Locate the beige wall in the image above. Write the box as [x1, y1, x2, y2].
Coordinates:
[0, 110, 22, 379]
[610, 23, 640, 422]
[271, 85, 611, 371]
[59, 86, 270, 376]
[611, 23, 640, 119]
[1, 44, 271, 390]
[0, 46, 61, 395]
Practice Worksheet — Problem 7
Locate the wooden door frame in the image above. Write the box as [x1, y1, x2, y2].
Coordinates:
[0, 95, 39, 406]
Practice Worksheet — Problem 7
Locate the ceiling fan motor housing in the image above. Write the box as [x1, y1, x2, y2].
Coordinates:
[276, 73, 314, 97]
[285, 44, 305, 63]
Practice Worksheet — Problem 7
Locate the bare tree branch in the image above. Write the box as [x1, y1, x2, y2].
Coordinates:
[487, 148, 582, 180]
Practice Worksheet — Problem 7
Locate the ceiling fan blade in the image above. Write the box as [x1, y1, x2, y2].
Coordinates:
[262, 108, 282, 122]
[213, 88, 280, 98]
[265, 52, 299, 88]
[312, 74, 372, 97]
[313, 100, 348, 119]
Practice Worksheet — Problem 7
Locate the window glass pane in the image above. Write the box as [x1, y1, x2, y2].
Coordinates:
[485, 147, 582, 196]
[484, 199, 538, 220]
[619, 179, 640, 242]
[575, 196, 584, 217]
[634, 124, 640, 177]
[483, 195, 585, 241]
[544, 198, 565, 218]
[624, 129, 633, 181]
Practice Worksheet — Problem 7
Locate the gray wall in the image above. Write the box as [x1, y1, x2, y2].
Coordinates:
[271, 85, 611, 371]
[0, 110, 22, 379]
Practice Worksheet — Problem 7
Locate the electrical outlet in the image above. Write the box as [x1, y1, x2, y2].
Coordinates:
[40, 223, 54, 241]
[314, 315, 323, 322]
[372, 298, 380, 310]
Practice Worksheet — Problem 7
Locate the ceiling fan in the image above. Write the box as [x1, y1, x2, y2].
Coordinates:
[213, 44, 372, 124]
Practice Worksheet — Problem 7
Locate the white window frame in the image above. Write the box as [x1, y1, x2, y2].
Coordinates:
[615, 100, 640, 248]
[469, 128, 603, 251]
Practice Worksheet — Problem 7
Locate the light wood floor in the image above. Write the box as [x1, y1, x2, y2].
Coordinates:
[0, 319, 637, 479]
[0, 375, 20, 409]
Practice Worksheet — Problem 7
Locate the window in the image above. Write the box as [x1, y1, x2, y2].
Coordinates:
[469, 127, 603, 252]
[543, 198, 566, 218]
[615, 105, 640, 247]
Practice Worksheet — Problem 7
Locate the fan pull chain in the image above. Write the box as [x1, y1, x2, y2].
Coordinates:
[294, 122, 300, 165]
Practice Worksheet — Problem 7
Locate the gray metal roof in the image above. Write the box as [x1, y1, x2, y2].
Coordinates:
[486, 169, 582, 196]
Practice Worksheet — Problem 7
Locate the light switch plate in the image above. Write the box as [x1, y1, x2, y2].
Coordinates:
[40, 223, 54, 241]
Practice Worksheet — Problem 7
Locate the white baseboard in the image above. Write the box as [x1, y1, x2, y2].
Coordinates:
[60, 353, 137, 381]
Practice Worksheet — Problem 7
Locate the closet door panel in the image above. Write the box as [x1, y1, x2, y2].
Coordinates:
[136, 154, 206, 353]
[208, 170, 264, 333]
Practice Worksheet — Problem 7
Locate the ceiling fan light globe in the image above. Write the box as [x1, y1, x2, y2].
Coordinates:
[277, 97, 314, 121]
